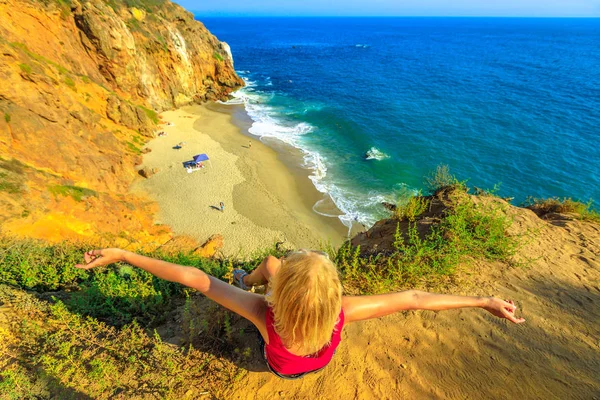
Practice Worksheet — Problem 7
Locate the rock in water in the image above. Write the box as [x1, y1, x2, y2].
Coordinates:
[365, 147, 390, 160]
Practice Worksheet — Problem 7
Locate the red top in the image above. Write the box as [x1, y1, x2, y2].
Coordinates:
[265, 307, 345, 375]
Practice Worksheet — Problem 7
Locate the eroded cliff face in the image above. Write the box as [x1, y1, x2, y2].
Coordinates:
[0, 0, 243, 246]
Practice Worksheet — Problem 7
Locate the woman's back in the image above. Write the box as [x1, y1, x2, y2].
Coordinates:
[263, 306, 345, 376]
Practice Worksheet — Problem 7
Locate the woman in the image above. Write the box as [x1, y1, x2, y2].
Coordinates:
[76, 248, 525, 379]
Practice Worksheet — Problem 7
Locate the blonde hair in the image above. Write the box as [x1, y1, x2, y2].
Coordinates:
[266, 251, 342, 355]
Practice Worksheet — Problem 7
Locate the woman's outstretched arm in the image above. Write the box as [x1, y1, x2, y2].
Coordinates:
[75, 249, 268, 335]
[342, 290, 525, 324]
[76, 249, 206, 288]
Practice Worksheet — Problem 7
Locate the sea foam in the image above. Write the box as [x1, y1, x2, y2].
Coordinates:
[365, 147, 390, 160]
[221, 73, 393, 232]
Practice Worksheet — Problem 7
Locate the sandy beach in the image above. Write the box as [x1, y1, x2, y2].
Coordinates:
[131, 104, 347, 256]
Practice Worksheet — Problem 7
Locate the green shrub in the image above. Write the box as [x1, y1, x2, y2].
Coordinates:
[395, 194, 430, 221]
[0, 365, 32, 400]
[524, 197, 600, 223]
[48, 185, 97, 202]
[123, 0, 166, 12]
[3, 113, 10, 123]
[132, 134, 144, 144]
[67, 266, 182, 326]
[18, 63, 32, 74]
[126, 17, 143, 32]
[64, 76, 76, 90]
[0, 237, 249, 325]
[0, 237, 89, 290]
[337, 192, 519, 293]
[126, 141, 141, 154]
[0, 171, 23, 194]
[213, 51, 224, 62]
[426, 164, 463, 193]
[138, 105, 159, 124]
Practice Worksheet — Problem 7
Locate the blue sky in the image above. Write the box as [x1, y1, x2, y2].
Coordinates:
[177, 0, 600, 17]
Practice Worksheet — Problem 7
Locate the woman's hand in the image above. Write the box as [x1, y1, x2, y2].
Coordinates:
[75, 248, 126, 270]
[483, 298, 525, 324]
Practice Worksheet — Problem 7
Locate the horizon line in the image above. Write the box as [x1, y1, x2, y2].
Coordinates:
[192, 14, 600, 19]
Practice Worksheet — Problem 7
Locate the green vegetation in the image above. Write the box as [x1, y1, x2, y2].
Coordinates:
[0, 171, 23, 194]
[132, 134, 145, 145]
[213, 51, 224, 62]
[0, 158, 25, 194]
[3, 113, 10, 123]
[18, 63, 32, 74]
[524, 197, 600, 223]
[426, 164, 464, 193]
[338, 193, 519, 293]
[0, 285, 240, 399]
[395, 193, 430, 222]
[126, 17, 143, 33]
[126, 141, 141, 154]
[48, 185, 97, 202]
[0, 237, 274, 398]
[81, 75, 91, 84]
[32, 0, 72, 18]
[338, 168, 520, 293]
[138, 105, 159, 124]
[104, 0, 119, 11]
[123, 0, 166, 12]
[10, 42, 72, 77]
[153, 31, 170, 52]
[64, 76, 76, 90]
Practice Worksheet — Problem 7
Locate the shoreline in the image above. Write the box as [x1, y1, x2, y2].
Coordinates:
[131, 103, 347, 256]
[206, 102, 356, 234]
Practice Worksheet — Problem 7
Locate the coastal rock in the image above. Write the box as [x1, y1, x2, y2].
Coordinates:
[137, 167, 156, 179]
[382, 202, 397, 212]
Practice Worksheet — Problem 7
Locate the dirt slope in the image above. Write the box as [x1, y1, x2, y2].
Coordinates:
[225, 205, 600, 399]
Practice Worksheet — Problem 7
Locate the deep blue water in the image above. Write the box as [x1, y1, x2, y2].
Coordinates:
[200, 17, 600, 227]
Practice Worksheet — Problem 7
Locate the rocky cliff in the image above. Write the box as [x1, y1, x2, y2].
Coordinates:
[0, 0, 243, 246]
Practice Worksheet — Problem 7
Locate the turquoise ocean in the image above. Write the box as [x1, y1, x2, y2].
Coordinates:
[200, 17, 600, 229]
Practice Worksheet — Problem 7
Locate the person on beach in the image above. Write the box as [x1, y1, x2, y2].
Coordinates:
[249, 141, 252, 149]
[75, 249, 525, 379]
[220, 201, 225, 212]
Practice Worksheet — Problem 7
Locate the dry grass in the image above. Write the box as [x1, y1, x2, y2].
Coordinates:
[525, 197, 600, 223]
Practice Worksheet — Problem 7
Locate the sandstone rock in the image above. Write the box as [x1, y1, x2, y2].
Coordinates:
[106, 95, 121, 123]
[194, 234, 224, 258]
[137, 167, 155, 178]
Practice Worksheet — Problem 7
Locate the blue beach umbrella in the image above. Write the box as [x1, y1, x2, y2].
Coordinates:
[192, 153, 212, 168]
[193, 154, 209, 163]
